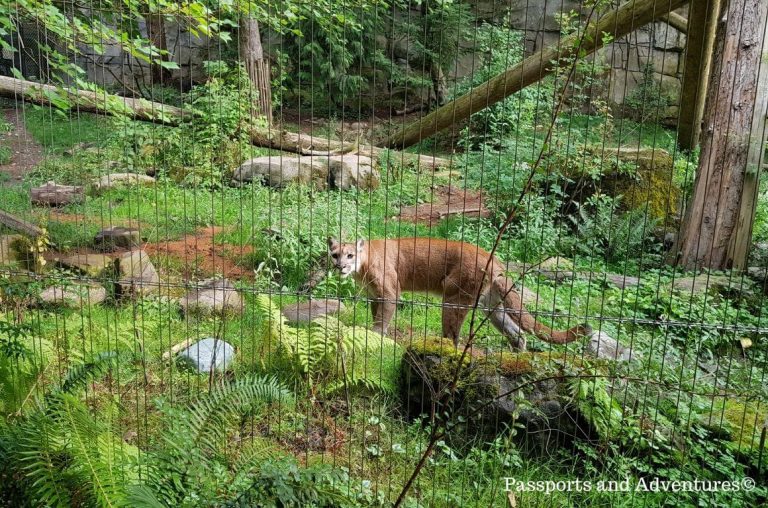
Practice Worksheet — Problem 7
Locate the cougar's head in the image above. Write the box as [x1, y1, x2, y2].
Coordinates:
[327, 237, 366, 277]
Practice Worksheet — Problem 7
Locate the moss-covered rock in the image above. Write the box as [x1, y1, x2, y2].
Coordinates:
[570, 147, 680, 223]
[401, 337, 601, 451]
[702, 396, 768, 465]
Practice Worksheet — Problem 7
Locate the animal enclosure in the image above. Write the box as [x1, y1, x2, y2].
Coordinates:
[0, 0, 767, 506]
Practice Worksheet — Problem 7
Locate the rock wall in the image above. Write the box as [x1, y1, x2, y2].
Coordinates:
[75, 20, 216, 89]
[469, 1, 686, 116]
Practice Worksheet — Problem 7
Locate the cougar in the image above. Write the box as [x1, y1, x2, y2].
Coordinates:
[327, 237, 590, 348]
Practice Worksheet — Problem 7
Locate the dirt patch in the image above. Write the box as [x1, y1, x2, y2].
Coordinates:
[398, 185, 491, 225]
[143, 226, 253, 279]
[0, 109, 45, 184]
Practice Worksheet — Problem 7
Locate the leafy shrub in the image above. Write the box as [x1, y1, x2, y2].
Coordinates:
[110, 61, 263, 189]
[455, 22, 552, 150]
[224, 458, 362, 508]
[0, 353, 132, 507]
[131, 374, 293, 506]
[568, 194, 659, 264]
[623, 63, 674, 123]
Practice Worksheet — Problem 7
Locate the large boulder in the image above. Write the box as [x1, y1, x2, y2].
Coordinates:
[30, 181, 85, 206]
[114, 250, 160, 297]
[402, 338, 601, 450]
[53, 252, 113, 277]
[179, 278, 242, 316]
[39, 283, 107, 307]
[327, 154, 379, 190]
[569, 147, 679, 223]
[232, 155, 329, 188]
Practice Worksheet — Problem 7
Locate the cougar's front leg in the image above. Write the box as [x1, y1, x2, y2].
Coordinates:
[373, 286, 398, 336]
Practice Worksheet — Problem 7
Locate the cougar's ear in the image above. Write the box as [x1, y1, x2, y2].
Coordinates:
[356, 238, 365, 252]
[328, 237, 339, 249]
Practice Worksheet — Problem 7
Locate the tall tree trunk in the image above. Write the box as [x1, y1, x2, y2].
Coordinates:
[677, 0, 721, 151]
[145, 14, 172, 85]
[386, 0, 689, 149]
[673, 0, 768, 270]
[240, 17, 273, 125]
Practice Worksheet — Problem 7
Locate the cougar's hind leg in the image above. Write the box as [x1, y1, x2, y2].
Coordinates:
[442, 294, 473, 346]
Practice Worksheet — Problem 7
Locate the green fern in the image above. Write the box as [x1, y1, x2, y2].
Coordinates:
[0, 354, 133, 507]
[255, 295, 401, 394]
[133, 374, 293, 506]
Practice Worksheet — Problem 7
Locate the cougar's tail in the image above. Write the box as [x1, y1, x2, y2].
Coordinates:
[492, 277, 591, 344]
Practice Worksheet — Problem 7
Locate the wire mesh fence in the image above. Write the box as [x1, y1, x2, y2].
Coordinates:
[0, 0, 767, 506]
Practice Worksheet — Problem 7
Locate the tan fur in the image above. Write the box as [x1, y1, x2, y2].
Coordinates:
[328, 237, 590, 347]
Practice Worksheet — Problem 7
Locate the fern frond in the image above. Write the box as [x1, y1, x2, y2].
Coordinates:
[255, 295, 401, 394]
[125, 485, 167, 508]
[7, 410, 72, 507]
[51, 393, 128, 507]
[59, 352, 118, 394]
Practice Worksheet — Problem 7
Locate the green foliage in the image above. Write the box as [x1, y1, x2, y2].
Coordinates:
[255, 295, 400, 395]
[224, 457, 362, 508]
[276, 0, 389, 113]
[623, 63, 674, 123]
[0, 146, 10, 165]
[132, 374, 293, 506]
[0, 353, 135, 507]
[455, 23, 551, 149]
[567, 194, 659, 264]
[109, 62, 260, 189]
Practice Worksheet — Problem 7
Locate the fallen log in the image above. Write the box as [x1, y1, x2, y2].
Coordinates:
[0, 75, 452, 169]
[0, 75, 183, 124]
[0, 210, 45, 237]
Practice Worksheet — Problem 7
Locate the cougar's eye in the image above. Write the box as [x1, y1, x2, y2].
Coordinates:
[331, 253, 338, 259]
[347, 254, 353, 259]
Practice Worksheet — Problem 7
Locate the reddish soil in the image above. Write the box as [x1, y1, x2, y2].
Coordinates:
[0, 109, 45, 184]
[143, 226, 253, 279]
[398, 185, 491, 225]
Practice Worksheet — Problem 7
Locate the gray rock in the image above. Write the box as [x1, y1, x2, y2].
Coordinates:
[92, 173, 155, 193]
[586, 331, 637, 362]
[176, 338, 236, 373]
[327, 154, 380, 190]
[94, 227, 141, 251]
[179, 278, 242, 316]
[114, 250, 160, 297]
[55, 252, 113, 277]
[232, 155, 329, 188]
[282, 299, 346, 325]
[30, 181, 85, 206]
[40, 283, 107, 307]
